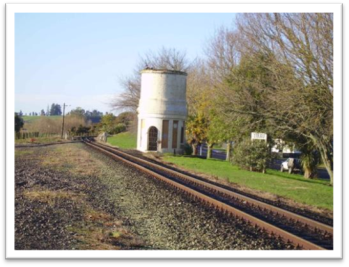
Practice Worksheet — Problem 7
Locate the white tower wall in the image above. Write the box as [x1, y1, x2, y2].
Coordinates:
[137, 69, 187, 153]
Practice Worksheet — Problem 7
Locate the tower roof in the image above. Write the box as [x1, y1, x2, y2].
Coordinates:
[141, 68, 187, 76]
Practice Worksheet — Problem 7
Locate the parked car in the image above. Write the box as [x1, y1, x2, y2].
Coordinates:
[280, 158, 303, 174]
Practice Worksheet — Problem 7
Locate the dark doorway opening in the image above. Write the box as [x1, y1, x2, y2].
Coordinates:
[148, 126, 158, 151]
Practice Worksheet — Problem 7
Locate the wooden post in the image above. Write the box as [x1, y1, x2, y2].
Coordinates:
[226, 142, 231, 161]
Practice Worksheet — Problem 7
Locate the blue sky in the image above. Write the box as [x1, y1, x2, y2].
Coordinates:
[15, 13, 236, 115]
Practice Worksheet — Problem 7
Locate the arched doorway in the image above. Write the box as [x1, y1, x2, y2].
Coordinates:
[148, 126, 158, 151]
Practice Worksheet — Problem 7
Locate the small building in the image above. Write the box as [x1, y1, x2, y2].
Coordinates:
[137, 69, 187, 153]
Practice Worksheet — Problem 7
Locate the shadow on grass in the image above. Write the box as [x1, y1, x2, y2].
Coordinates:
[266, 169, 331, 186]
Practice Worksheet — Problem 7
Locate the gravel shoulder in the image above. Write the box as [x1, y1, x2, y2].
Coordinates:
[15, 143, 293, 250]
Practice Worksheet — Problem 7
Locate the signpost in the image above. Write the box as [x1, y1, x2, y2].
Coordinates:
[251, 132, 267, 142]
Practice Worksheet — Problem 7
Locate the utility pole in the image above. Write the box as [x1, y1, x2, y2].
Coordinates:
[61, 103, 70, 139]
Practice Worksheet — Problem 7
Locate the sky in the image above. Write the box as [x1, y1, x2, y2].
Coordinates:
[15, 13, 236, 115]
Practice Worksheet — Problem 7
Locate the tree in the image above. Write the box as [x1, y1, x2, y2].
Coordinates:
[15, 113, 24, 133]
[235, 13, 333, 184]
[186, 114, 209, 156]
[115, 112, 135, 128]
[68, 107, 85, 118]
[110, 47, 189, 113]
[40, 109, 45, 116]
[19, 110, 23, 117]
[206, 109, 244, 161]
[100, 113, 116, 134]
[205, 27, 242, 85]
[50, 103, 62, 116]
[205, 14, 333, 183]
[85, 109, 103, 123]
[185, 59, 215, 156]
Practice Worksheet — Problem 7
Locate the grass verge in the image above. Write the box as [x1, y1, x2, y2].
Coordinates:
[107, 132, 137, 149]
[162, 155, 333, 211]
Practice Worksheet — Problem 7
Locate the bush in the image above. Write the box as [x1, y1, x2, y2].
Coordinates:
[232, 139, 271, 173]
[182, 143, 193, 155]
[15, 113, 24, 133]
[113, 123, 127, 134]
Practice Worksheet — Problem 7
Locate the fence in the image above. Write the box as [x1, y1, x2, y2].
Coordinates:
[15, 131, 98, 140]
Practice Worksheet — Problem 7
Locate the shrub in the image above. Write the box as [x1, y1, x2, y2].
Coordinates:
[182, 143, 193, 155]
[15, 113, 24, 133]
[113, 123, 127, 134]
[232, 139, 271, 173]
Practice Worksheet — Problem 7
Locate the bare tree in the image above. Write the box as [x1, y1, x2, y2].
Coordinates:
[110, 74, 141, 113]
[141, 47, 190, 71]
[110, 47, 189, 113]
[205, 27, 242, 84]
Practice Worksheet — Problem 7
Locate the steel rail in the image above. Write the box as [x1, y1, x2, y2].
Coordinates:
[87, 140, 333, 235]
[83, 140, 328, 250]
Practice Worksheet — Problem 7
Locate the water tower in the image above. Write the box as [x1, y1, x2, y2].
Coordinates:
[137, 69, 187, 153]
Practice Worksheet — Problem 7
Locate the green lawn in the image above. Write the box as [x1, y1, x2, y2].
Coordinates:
[107, 132, 137, 149]
[162, 155, 333, 211]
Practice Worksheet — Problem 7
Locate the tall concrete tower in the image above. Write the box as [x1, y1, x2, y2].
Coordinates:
[137, 69, 187, 153]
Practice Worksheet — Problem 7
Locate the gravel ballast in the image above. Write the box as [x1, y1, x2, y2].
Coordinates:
[15, 143, 292, 250]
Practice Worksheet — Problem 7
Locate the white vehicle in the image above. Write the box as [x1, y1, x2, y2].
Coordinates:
[280, 158, 302, 174]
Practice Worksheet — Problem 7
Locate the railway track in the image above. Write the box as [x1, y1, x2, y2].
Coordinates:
[82, 139, 333, 250]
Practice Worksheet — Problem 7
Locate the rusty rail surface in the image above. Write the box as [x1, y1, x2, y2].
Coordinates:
[83, 140, 331, 250]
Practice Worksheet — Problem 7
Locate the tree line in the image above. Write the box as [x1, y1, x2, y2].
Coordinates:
[15, 108, 134, 138]
[111, 13, 333, 184]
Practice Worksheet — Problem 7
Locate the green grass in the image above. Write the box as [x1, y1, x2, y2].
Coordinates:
[107, 132, 137, 149]
[162, 155, 333, 210]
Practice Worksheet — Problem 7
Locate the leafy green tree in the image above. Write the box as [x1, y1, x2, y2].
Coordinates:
[50, 103, 62, 116]
[115, 112, 134, 128]
[186, 113, 208, 156]
[206, 109, 246, 160]
[68, 107, 85, 118]
[85, 109, 103, 123]
[100, 113, 116, 134]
